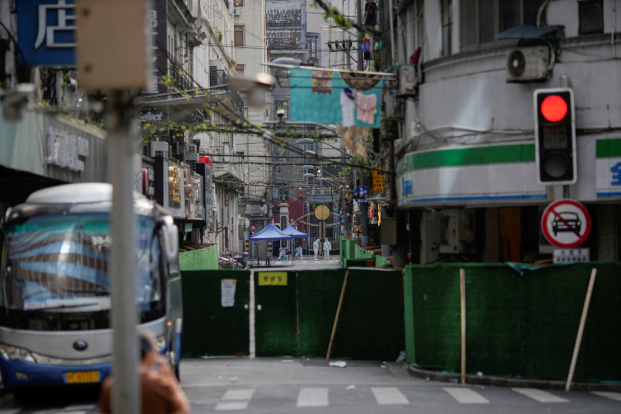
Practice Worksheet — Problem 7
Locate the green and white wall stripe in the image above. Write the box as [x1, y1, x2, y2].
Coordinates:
[396, 143, 548, 207]
[595, 138, 621, 199]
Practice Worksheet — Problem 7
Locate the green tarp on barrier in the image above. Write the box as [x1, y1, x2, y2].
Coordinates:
[404, 263, 621, 383]
[179, 246, 218, 271]
[181, 268, 404, 360]
[181, 270, 250, 357]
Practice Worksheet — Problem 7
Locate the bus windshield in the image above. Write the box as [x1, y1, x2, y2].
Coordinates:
[0, 214, 164, 330]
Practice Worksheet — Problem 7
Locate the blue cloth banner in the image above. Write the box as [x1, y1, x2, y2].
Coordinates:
[289, 68, 383, 128]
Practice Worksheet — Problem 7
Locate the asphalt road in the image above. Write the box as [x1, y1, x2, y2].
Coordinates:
[1, 358, 620, 413]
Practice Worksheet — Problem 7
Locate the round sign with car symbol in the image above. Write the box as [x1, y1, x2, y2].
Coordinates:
[541, 199, 591, 248]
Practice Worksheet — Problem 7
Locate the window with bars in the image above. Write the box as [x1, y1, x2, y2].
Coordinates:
[234, 25, 244, 46]
[460, 0, 547, 50]
[579, 0, 604, 34]
[234, 0, 243, 6]
[441, 0, 452, 55]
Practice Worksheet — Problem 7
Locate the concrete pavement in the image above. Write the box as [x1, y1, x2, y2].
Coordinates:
[1, 358, 620, 413]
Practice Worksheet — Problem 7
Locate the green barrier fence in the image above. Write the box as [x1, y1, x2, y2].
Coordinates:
[404, 263, 621, 383]
[181, 268, 404, 360]
[179, 245, 219, 271]
[181, 270, 250, 358]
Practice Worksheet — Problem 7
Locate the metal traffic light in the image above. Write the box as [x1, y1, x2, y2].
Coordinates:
[534, 88, 577, 185]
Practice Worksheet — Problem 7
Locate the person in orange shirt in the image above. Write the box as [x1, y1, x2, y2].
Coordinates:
[99, 331, 190, 414]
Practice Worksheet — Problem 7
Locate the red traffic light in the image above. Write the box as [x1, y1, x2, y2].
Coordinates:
[541, 95, 568, 122]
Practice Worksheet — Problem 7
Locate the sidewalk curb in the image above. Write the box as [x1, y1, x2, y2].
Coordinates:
[0, 392, 14, 409]
[406, 366, 621, 392]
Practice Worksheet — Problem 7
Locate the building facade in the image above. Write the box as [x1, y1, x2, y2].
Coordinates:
[390, 0, 621, 263]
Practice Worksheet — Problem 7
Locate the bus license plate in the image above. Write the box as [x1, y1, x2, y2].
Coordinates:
[66, 371, 99, 383]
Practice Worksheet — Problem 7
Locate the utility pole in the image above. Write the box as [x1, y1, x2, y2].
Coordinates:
[357, 0, 363, 71]
[76, 0, 149, 412]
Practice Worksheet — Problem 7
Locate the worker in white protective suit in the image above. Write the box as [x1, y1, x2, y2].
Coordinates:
[278, 245, 286, 261]
[323, 239, 332, 260]
[313, 239, 320, 260]
[295, 245, 303, 261]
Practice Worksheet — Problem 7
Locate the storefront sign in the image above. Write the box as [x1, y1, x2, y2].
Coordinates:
[554, 248, 590, 264]
[46, 126, 89, 171]
[17, 0, 76, 66]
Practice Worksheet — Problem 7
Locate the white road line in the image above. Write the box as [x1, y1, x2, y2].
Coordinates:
[221, 389, 256, 401]
[0, 409, 20, 414]
[297, 388, 329, 407]
[591, 391, 621, 402]
[512, 388, 569, 403]
[215, 401, 249, 411]
[64, 405, 96, 410]
[371, 387, 410, 405]
[443, 387, 490, 404]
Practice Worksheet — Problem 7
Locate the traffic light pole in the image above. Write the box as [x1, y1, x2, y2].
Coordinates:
[108, 92, 140, 414]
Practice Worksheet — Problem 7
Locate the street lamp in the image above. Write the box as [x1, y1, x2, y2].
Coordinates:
[296, 138, 314, 145]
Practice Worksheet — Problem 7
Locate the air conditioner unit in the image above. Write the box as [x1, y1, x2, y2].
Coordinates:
[152, 142, 169, 158]
[186, 144, 197, 153]
[234, 7, 241, 15]
[506, 46, 550, 83]
[396, 64, 418, 97]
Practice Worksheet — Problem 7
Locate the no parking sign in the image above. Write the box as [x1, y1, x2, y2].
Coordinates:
[541, 199, 591, 248]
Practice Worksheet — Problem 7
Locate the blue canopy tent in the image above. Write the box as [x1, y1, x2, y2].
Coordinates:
[282, 224, 309, 262]
[281, 224, 309, 238]
[249, 223, 294, 266]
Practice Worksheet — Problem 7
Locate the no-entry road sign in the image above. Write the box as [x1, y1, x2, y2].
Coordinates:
[542, 199, 591, 248]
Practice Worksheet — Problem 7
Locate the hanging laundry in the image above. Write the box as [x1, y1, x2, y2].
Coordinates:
[337, 126, 370, 159]
[363, 38, 372, 61]
[340, 87, 356, 127]
[409, 45, 422, 64]
[364, 1, 379, 26]
[355, 91, 377, 125]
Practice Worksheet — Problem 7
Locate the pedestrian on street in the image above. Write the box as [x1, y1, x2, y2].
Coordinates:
[313, 238, 320, 260]
[99, 331, 190, 414]
[323, 239, 332, 260]
[278, 245, 286, 261]
[295, 244, 303, 261]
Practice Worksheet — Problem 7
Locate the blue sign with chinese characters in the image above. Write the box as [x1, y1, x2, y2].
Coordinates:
[611, 162, 621, 186]
[17, 0, 76, 66]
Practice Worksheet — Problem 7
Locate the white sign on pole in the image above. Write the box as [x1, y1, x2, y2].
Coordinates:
[221, 279, 236, 307]
[553, 248, 590, 264]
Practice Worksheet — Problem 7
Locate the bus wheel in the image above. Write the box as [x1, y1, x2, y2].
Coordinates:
[13, 388, 29, 404]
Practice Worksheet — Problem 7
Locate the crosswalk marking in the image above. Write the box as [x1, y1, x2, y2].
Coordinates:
[512, 388, 569, 403]
[443, 387, 489, 404]
[221, 389, 256, 401]
[371, 387, 410, 405]
[591, 391, 621, 402]
[64, 405, 96, 411]
[215, 388, 255, 410]
[215, 401, 249, 411]
[297, 388, 329, 407]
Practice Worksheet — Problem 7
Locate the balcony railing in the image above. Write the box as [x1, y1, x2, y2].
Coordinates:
[209, 146, 245, 181]
[210, 68, 244, 115]
[170, 60, 195, 91]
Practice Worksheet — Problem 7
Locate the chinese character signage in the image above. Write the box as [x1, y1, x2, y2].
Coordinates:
[17, 0, 76, 66]
[258, 272, 288, 286]
[553, 248, 590, 264]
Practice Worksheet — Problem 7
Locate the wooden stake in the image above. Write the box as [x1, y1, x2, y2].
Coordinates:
[460, 268, 466, 385]
[566, 268, 597, 391]
[326, 270, 350, 360]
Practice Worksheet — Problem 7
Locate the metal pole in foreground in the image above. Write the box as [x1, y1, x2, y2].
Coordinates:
[108, 91, 139, 414]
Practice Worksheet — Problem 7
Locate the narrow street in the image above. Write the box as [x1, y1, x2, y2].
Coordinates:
[1, 358, 620, 414]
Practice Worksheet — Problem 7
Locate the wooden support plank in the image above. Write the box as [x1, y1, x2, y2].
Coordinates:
[566, 268, 597, 391]
[326, 270, 350, 360]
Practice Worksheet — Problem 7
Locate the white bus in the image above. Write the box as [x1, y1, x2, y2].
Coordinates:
[0, 183, 183, 399]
